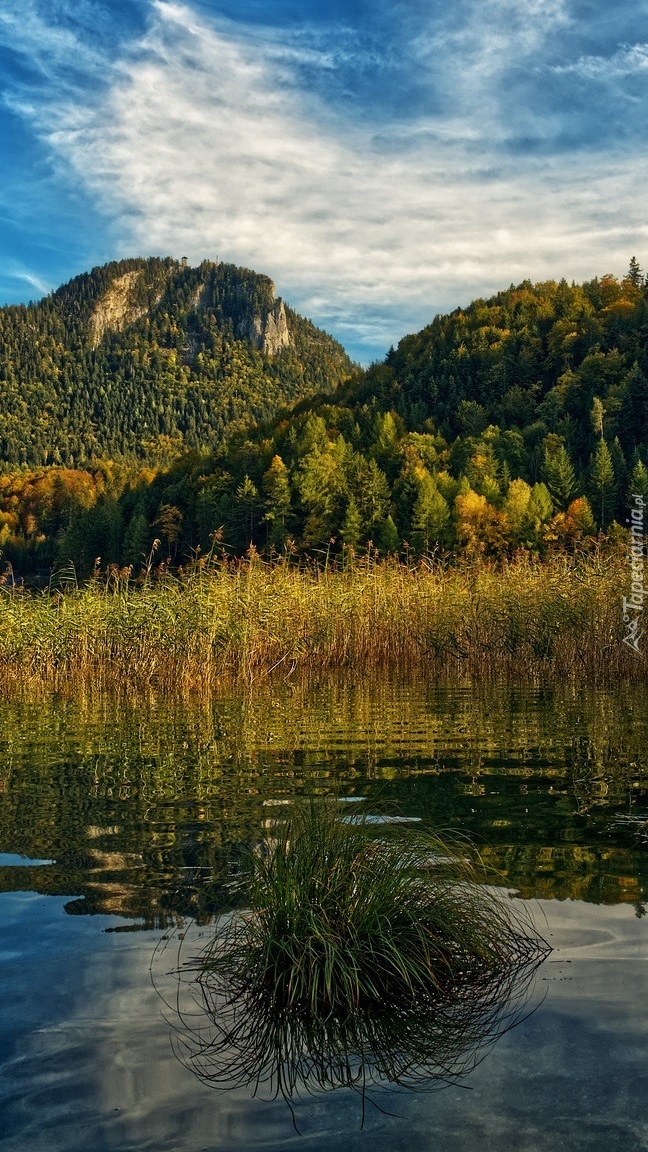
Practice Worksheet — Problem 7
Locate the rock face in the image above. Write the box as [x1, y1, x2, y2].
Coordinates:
[239, 296, 291, 357]
[90, 266, 291, 358]
[89, 271, 147, 349]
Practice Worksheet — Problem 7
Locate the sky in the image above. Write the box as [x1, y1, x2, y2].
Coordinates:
[1, 1, 648, 363]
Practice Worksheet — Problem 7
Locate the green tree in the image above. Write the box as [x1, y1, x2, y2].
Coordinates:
[627, 256, 643, 287]
[590, 396, 604, 440]
[153, 503, 183, 558]
[619, 365, 648, 455]
[296, 447, 346, 545]
[628, 459, 648, 504]
[348, 456, 390, 533]
[457, 400, 488, 437]
[122, 511, 150, 568]
[377, 514, 400, 553]
[502, 478, 532, 543]
[411, 473, 450, 551]
[341, 497, 363, 548]
[262, 455, 292, 547]
[588, 440, 615, 528]
[542, 443, 576, 510]
[234, 475, 261, 546]
[527, 482, 553, 526]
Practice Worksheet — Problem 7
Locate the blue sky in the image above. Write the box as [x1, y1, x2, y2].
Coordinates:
[1, 0, 648, 362]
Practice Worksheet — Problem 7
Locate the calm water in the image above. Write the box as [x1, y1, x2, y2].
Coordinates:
[1, 679, 647, 1151]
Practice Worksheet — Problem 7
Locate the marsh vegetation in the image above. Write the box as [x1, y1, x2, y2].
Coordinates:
[0, 549, 642, 690]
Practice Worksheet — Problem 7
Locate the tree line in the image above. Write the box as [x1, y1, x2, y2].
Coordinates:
[2, 265, 648, 577]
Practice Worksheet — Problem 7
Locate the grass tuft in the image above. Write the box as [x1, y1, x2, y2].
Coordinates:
[156, 802, 549, 1111]
[210, 801, 545, 1016]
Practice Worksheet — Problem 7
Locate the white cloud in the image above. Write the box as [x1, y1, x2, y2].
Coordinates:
[4, 0, 648, 358]
[12, 269, 52, 295]
[0, 0, 105, 84]
[553, 42, 648, 80]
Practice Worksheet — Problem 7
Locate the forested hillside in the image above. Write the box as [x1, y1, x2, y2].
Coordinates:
[0, 257, 353, 467]
[2, 267, 648, 576]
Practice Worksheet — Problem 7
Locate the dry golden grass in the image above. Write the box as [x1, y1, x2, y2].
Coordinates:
[0, 549, 644, 691]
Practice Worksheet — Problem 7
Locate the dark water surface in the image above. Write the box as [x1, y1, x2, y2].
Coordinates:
[1, 679, 647, 1150]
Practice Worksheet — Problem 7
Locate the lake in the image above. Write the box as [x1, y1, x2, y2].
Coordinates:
[1, 678, 647, 1151]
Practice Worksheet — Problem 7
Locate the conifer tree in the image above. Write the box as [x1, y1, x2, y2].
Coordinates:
[628, 459, 648, 504]
[122, 511, 150, 568]
[412, 474, 450, 551]
[234, 476, 261, 545]
[627, 256, 643, 287]
[262, 455, 292, 547]
[542, 443, 576, 510]
[588, 440, 615, 528]
[341, 497, 363, 548]
[377, 514, 400, 554]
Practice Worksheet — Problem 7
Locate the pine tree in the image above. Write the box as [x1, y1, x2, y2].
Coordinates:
[377, 514, 400, 553]
[628, 459, 648, 504]
[619, 365, 648, 455]
[609, 436, 627, 519]
[262, 455, 292, 547]
[411, 474, 450, 551]
[542, 443, 576, 510]
[588, 440, 615, 528]
[341, 497, 363, 548]
[234, 476, 261, 545]
[627, 256, 643, 287]
[122, 511, 150, 568]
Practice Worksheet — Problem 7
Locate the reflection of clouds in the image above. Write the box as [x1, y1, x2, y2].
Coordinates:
[1, 895, 648, 1149]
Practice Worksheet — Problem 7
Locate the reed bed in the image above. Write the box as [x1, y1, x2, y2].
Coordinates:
[0, 549, 643, 690]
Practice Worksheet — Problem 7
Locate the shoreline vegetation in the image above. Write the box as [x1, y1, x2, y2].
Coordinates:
[0, 548, 644, 690]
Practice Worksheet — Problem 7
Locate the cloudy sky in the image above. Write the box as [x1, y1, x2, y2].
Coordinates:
[1, 0, 648, 362]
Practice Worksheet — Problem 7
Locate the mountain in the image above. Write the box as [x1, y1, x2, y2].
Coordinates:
[137, 270, 647, 558]
[0, 257, 354, 468]
[2, 269, 648, 575]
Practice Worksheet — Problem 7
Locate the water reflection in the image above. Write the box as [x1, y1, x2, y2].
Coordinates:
[153, 918, 547, 1123]
[0, 679, 647, 921]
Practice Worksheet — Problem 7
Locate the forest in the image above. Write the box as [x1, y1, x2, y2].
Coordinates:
[1, 260, 648, 578]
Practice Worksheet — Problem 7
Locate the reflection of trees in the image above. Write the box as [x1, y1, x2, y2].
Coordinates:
[153, 919, 547, 1123]
[0, 680, 646, 920]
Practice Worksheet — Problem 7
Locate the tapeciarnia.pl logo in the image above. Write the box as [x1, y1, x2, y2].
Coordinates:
[622, 493, 646, 655]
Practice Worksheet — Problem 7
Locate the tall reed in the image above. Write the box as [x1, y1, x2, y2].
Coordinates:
[0, 549, 643, 690]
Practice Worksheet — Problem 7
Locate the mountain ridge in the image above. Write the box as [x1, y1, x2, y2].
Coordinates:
[0, 256, 354, 468]
[2, 266, 648, 575]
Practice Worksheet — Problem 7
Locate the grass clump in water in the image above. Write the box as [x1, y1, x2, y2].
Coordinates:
[207, 801, 545, 1017]
[155, 801, 549, 1112]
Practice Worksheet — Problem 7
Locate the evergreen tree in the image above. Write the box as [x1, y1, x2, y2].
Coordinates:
[122, 511, 150, 568]
[628, 459, 648, 504]
[377, 514, 400, 553]
[262, 455, 292, 547]
[542, 443, 576, 510]
[609, 436, 627, 518]
[341, 497, 363, 548]
[627, 256, 643, 287]
[588, 440, 615, 528]
[619, 365, 648, 456]
[411, 474, 450, 551]
[234, 476, 261, 546]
